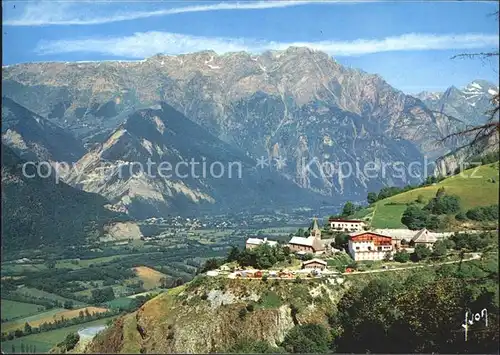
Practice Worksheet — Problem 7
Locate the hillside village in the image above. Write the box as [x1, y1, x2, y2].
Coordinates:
[203, 213, 489, 280]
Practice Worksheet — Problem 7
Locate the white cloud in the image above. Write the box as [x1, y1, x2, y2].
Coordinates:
[4, 0, 361, 26]
[35, 31, 500, 58]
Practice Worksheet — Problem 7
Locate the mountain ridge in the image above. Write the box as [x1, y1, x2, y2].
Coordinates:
[1, 47, 481, 204]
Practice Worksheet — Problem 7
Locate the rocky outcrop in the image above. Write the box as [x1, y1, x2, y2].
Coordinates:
[435, 131, 499, 176]
[86, 276, 347, 353]
[103, 222, 143, 241]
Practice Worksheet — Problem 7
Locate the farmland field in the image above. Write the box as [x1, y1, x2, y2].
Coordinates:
[1, 307, 108, 333]
[0, 317, 117, 353]
[1, 263, 47, 275]
[106, 297, 134, 310]
[1, 300, 46, 321]
[54, 255, 125, 270]
[1, 308, 65, 333]
[13, 287, 85, 306]
[133, 266, 166, 290]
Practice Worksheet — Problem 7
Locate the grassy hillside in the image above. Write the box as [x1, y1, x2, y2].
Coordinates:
[365, 162, 499, 228]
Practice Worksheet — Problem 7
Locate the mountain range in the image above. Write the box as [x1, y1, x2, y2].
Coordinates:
[65, 102, 324, 218]
[417, 80, 499, 126]
[2, 47, 498, 218]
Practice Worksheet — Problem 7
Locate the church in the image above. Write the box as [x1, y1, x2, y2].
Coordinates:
[288, 217, 325, 254]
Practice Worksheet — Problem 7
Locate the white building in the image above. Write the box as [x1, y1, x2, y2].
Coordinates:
[329, 218, 366, 232]
[245, 237, 278, 250]
[348, 231, 393, 261]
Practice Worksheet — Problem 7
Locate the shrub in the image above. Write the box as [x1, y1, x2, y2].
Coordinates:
[393, 250, 410, 263]
[282, 324, 330, 353]
[466, 205, 499, 221]
[401, 206, 429, 230]
[432, 240, 448, 257]
[58, 332, 80, 352]
[238, 308, 247, 319]
[411, 244, 432, 262]
[424, 195, 461, 215]
[425, 215, 441, 230]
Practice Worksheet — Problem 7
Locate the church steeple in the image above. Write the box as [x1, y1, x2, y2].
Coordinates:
[310, 217, 321, 239]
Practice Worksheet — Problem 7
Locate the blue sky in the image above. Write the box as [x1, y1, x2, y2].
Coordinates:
[2, 0, 499, 93]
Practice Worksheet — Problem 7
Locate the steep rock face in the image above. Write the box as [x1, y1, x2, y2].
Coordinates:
[85, 277, 346, 353]
[435, 131, 499, 176]
[2, 48, 468, 198]
[65, 103, 323, 218]
[417, 80, 499, 126]
[1, 97, 85, 163]
[102, 221, 143, 241]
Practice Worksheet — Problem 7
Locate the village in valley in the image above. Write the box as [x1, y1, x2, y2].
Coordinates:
[203, 213, 480, 280]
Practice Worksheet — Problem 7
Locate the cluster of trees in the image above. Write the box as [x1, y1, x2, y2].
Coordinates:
[18, 264, 135, 304]
[201, 244, 293, 273]
[0, 308, 118, 342]
[226, 244, 292, 269]
[329, 201, 364, 220]
[225, 324, 331, 353]
[393, 241, 449, 263]
[449, 231, 497, 252]
[57, 332, 80, 352]
[331, 261, 498, 354]
[7, 343, 37, 354]
[282, 324, 331, 353]
[401, 188, 461, 230]
[423, 188, 461, 214]
[392, 232, 496, 265]
[366, 176, 447, 205]
[464, 204, 499, 222]
[367, 186, 415, 204]
[91, 287, 115, 304]
[401, 205, 440, 230]
[469, 151, 500, 166]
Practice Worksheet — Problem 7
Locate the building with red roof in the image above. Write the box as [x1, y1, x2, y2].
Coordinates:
[347, 231, 393, 261]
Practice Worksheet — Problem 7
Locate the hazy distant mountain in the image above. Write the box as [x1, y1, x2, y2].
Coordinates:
[1, 144, 128, 252]
[1, 97, 85, 163]
[417, 80, 499, 126]
[65, 103, 325, 218]
[2, 47, 471, 204]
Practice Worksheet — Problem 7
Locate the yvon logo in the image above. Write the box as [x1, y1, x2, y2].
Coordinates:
[462, 308, 488, 341]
